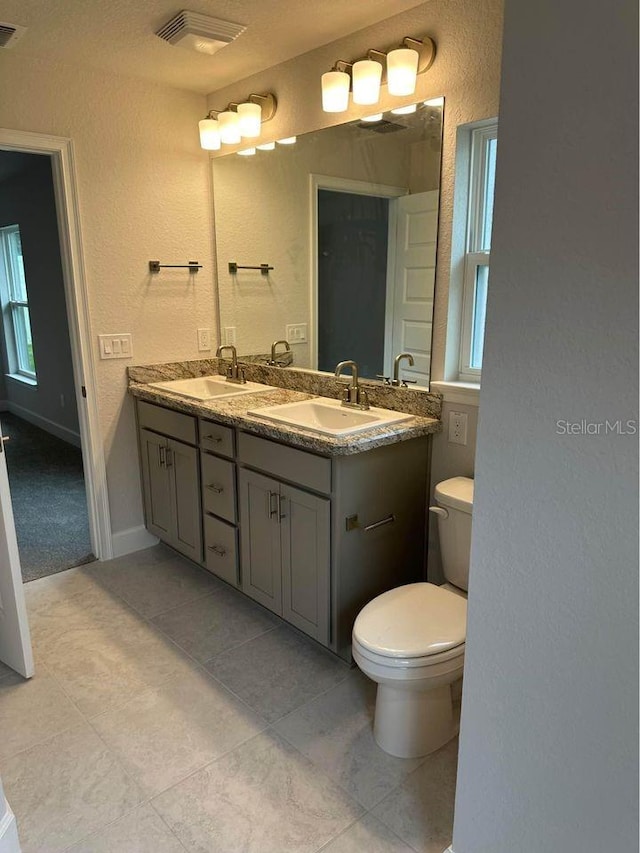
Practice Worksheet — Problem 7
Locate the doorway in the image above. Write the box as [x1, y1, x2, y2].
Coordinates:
[0, 152, 94, 581]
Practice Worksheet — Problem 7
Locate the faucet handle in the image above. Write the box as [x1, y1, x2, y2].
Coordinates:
[376, 375, 391, 386]
[357, 388, 370, 410]
[401, 379, 417, 387]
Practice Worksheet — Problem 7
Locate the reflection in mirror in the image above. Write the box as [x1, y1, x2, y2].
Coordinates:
[212, 100, 443, 388]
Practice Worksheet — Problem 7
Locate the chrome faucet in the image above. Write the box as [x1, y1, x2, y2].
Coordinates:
[392, 352, 415, 387]
[215, 344, 246, 384]
[334, 360, 369, 410]
[268, 339, 291, 365]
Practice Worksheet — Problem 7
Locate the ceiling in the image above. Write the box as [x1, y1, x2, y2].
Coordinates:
[0, 0, 428, 95]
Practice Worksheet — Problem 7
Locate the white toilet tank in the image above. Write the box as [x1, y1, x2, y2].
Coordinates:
[431, 477, 474, 591]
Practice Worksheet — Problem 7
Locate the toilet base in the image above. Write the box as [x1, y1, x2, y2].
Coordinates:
[373, 683, 457, 758]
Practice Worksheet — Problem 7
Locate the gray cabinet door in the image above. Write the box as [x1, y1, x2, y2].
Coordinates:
[238, 468, 282, 615]
[281, 484, 330, 645]
[167, 438, 202, 564]
[140, 428, 172, 542]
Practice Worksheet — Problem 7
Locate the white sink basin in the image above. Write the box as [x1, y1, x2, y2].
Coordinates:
[247, 397, 412, 436]
[149, 375, 274, 401]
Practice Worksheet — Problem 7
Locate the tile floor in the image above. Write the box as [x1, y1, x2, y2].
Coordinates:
[0, 545, 458, 853]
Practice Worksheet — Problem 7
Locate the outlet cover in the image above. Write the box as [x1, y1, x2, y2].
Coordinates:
[197, 328, 211, 351]
[448, 410, 468, 445]
[224, 326, 237, 346]
[286, 323, 308, 344]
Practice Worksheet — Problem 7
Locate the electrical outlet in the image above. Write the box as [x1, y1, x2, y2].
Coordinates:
[98, 334, 133, 360]
[224, 326, 237, 346]
[197, 328, 211, 351]
[448, 411, 468, 445]
[286, 323, 308, 344]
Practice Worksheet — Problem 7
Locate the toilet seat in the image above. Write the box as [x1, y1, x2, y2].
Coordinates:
[353, 582, 467, 660]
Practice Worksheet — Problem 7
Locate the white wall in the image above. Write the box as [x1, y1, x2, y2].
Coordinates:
[451, 0, 638, 849]
[0, 53, 215, 537]
[0, 155, 80, 442]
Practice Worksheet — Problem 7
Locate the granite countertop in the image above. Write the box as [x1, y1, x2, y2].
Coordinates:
[128, 380, 441, 457]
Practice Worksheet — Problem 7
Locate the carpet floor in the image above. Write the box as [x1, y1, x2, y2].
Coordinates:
[1, 412, 95, 582]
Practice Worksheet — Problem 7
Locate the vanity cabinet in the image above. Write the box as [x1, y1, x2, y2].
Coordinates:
[136, 398, 429, 661]
[138, 404, 202, 563]
[238, 468, 330, 645]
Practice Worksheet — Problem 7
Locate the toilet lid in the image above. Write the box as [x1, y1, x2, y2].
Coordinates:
[353, 583, 467, 659]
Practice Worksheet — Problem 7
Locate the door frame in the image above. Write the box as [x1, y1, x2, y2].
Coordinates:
[308, 174, 406, 371]
[0, 129, 112, 560]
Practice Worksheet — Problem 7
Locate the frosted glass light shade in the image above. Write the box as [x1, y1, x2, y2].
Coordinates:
[362, 113, 383, 122]
[237, 102, 262, 138]
[387, 47, 419, 96]
[219, 110, 240, 144]
[390, 103, 417, 115]
[237, 148, 256, 156]
[199, 118, 220, 150]
[321, 70, 350, 112]
[257, 142, 276, 150]
[352, 59, 382, 105]
[276, 137, 297, 145]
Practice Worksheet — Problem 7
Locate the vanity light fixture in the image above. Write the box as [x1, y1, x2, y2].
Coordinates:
[198, 117, 221, 150]
[321, 36, 435, 114]
[352, 59, 383, 105]
[321, 65, 351, 113]
[199, 92, 277, 149]
[276, 136, 297, 145]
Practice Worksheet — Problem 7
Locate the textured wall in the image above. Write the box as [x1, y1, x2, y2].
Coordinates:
[207, 0, 504, 385]
[451, 0, 638, 849]
[0, 53, 214, 535]
[0, 154, 79, 438]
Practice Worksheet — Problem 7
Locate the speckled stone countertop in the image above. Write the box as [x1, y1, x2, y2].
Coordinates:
[128, 358, 442, 456]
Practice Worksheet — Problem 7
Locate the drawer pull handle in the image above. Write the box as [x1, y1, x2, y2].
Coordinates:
[208, 545, 227, 557]
[268, 490, 279, 518]
[278, 494, 287, 521]
[206, 483, 224, 494]
[204, 434, 223, 443]
[364, 513, 395, 532]
[158, 445, 166, 467]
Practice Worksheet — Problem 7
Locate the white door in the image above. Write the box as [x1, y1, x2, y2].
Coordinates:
[388, 190, 439, 386]
[0, 421, 33, 678]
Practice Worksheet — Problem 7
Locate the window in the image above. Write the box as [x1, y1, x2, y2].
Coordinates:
[458, 123, 497, 381]
[0, 224, 37, 381]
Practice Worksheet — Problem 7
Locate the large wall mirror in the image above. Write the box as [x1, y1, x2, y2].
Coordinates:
[211, 99, 443, 388]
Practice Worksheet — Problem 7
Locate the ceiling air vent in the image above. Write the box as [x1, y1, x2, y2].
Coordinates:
[0, 22, 27, 49]
[155, 11, 246, 56]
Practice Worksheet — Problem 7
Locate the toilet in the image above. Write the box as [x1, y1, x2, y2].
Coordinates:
[352, 476, 474, 759]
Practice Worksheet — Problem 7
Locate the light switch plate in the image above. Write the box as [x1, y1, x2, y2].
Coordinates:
[99, 334, 132, 360]
[286, 323, 307, 344]
[224, 326, 237, 346]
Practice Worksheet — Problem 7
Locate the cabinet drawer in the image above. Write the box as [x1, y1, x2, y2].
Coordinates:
[203, 514, 238, 587]
[201, 453, 236, 523]
[137, 401, 196, 444]
[238, 432, 331, 495]
[199, 418, 234, 458]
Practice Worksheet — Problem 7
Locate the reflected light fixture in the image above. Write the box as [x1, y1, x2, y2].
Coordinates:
[390, 103, 418, 115]
[257, 141, 276, 150]
[352, 59, 382, 105]
[361, 113, 384, 122]
[237, 148, 256, 156]
[321, 65, 351, 113]
[423, 96, 444, 107]
[276, 137, 297, 145]
[198, 117, 220, 150]
[199, 92, 277, 150]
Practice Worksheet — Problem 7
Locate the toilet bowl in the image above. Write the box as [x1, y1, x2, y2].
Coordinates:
[352, 476, 474, 759]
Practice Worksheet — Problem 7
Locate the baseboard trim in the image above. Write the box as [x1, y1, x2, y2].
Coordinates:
[110, 525, 159, 559]
[0, 801, 21, 853]
[5, 402, 81, 448]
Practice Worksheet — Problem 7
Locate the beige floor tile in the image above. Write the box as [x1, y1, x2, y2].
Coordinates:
[0, 666, 84, 760]
[152, 584, 278, 662]
[87, 546, 221, 617]
[66, 803, 186, 853]
[206, 625, 350, 723]
[372, 739, 459, 853]
[1, 723, 144, 853]
[91, 665, 266, 796]
[153, 730, 363, 853]
[42, 617, 196, 717]
[274, 671, 424, 809]
[320, 813, 415, 853]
